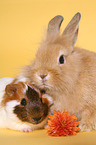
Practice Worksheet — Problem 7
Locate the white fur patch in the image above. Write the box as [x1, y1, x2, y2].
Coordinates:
[0, 77, 14, 102]
[16, 75, 27, 83]
[42, 94, 53, 106]
[23, 84, 28, 94]
[0, 100, 19, 128]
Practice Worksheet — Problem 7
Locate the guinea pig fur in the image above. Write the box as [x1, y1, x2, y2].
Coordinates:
[22, 13, 96, 131]
[0, 77, 52, 132]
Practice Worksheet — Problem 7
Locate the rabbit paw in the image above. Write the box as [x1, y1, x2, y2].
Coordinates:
[93, 121, 96, 130]
[79, 124, 92, 132]
[79, 120, 93, 132]
[79, 109, 96, 131]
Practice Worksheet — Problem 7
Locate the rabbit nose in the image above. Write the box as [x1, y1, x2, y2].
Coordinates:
[33, 117, 42, 124]
[40, 74, 47, 79]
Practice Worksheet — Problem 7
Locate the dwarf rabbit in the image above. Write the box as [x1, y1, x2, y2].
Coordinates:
[22, 12, 96, 131]
[0, 77, 52, 132]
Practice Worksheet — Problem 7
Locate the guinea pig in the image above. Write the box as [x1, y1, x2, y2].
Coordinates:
[0, 77, 53, 132]
[22, 13, 96, 131]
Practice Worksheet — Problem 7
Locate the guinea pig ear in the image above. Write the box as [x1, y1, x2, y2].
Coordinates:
[62, 12, 81, 46]
[47, 15, 64, 39]
[5, 84, 17, 96]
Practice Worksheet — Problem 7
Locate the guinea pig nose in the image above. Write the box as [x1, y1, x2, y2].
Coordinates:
[40, 74, 47, 79]
[33, 117, 41, 123]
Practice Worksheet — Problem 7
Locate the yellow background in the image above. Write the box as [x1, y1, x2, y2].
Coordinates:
[0, 0, 96, 78]
[0, 0, 96, 145]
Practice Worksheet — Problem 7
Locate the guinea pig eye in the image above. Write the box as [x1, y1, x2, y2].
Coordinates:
[21, 98, 27, 106]
[59, 55, 65, 64]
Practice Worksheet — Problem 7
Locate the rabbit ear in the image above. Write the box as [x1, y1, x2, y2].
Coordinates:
[47, 15, 64, 38]
[63, 12, 81, 46]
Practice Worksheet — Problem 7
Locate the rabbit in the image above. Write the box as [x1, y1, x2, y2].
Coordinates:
[0, 77, 53, 132]
[22, 12, 96, 132]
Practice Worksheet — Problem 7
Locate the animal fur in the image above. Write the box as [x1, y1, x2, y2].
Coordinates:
[22, 13, 96, 131]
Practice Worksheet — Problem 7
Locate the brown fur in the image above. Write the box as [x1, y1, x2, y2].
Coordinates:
[14, 85, 48, 124]
[22, 13, 96, 131]
[2, 82, 26, 106]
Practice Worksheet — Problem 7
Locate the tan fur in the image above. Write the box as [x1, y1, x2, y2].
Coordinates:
[22, 13, 96, 131]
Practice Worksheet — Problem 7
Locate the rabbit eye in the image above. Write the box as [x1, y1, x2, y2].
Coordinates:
[59, 55, 64, 64]
[21, 98, 27, 106]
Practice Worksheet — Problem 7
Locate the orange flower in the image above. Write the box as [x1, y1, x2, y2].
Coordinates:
[46, 110, 79, 136]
